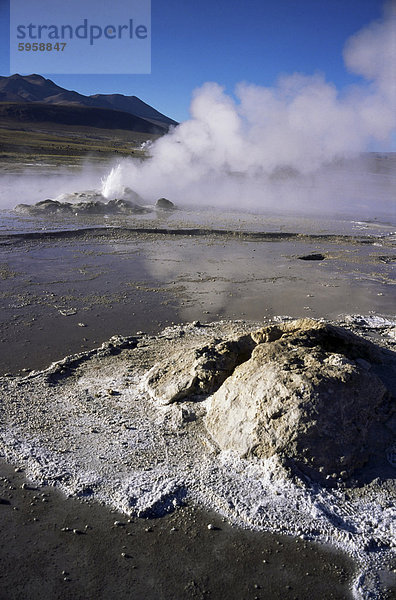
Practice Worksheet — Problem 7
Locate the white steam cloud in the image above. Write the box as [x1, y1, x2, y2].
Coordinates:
[102, 4, 396, 217]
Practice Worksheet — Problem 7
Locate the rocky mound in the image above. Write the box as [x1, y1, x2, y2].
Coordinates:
[14, 188, 178, 216]
[15, 197, 151, 216]
[146, 319, 395, 482]
[14, 187, 150, 216]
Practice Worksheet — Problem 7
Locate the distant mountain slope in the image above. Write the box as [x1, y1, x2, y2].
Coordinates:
[0, 101, 163, 133]
[89, 93, 177, 128]
[0, 74, 88, 105]
[0, 74, 178, 131]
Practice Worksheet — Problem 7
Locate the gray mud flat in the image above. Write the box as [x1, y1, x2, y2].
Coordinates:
[0, 223, 394, 375]
[0, 461, 356, 600]
[0, 317, 395, 600]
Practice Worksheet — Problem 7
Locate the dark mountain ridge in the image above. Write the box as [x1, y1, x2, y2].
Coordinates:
[0, 74, 178, 132]
[0, 101, 162, 134]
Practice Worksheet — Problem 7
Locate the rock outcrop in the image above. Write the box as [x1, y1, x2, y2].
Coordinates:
[15, 195, 149, 216]
[145, 335, 255, 405]
[204, 319, 393, 481]
[145, 318, 394, 482]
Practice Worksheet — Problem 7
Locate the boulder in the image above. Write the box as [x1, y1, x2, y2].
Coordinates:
[155, 197, 175, 210]
[298, 253, 325, 261]
[204, 319, 393, 480]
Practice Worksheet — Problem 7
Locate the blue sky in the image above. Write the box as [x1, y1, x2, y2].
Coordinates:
[0, 0, 386, 122]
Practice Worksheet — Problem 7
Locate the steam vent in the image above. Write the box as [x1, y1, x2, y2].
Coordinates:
[146, 319, 395, 483]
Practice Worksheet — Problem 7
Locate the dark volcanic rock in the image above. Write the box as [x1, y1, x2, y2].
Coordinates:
[15, 199, 73, 215]
[14, 192, 151, 216]
[155, 198, 175, 210]
[298, 253, 326, 261]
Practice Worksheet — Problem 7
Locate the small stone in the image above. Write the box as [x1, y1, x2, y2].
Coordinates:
[59, 308, 77, 316]
[114, 521, 125, 527]
[298, 253, 325, 261]
[207, 523, 215, 530]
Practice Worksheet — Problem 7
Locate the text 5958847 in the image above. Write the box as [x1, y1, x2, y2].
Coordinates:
[18, 42, 67, 52]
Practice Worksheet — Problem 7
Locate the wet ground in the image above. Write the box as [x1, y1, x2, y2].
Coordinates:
[0, 460, 357, 600]
[0, 221, 394, 375]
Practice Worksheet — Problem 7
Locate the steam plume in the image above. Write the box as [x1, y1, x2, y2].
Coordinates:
[102, 4, 396, 216]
